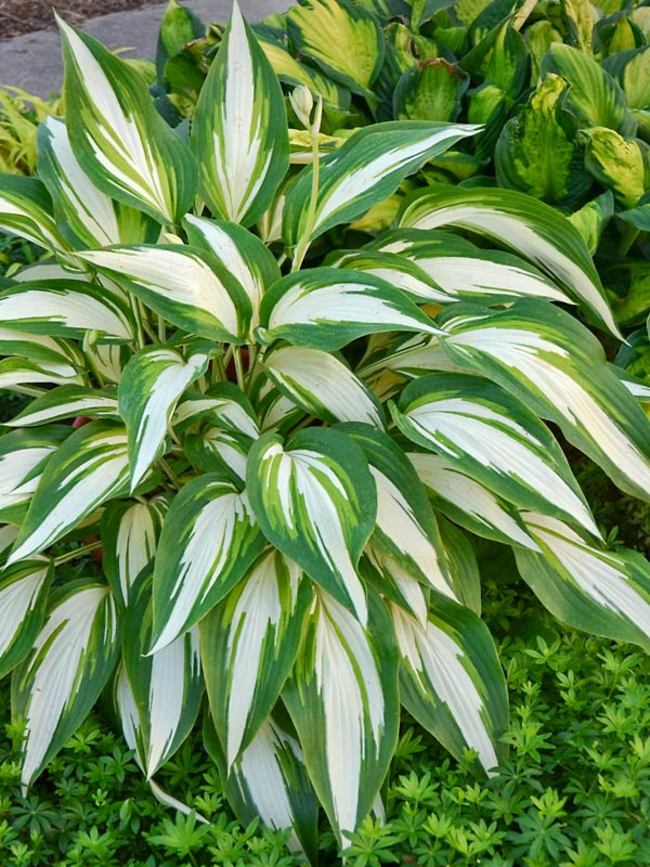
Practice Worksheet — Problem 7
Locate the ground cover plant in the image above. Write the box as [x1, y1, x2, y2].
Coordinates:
[0, 0, 649, 862]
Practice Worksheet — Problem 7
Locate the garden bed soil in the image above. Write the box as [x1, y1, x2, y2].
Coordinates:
[0, 0, 159, 39]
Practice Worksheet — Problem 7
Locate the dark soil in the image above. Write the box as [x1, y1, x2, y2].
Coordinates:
[0, 0, 160, 40]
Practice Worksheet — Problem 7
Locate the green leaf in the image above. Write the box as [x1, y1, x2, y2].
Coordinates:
[5, 386, 119, 428]
[0, 427, 70, 522]
[568, 191, 614, 255]
[259, 267, 442, 350]
[0, 174, 69, 254]
[247, 427, 376, 625]
[150, 474, 264, 653]
[201, 549, 312, 768]
[439, 301, 650, 503]
[282, 121, 479, 247]
[101, 498, 165, 606]
[0, 558, 52, 679]
[399, 184, 621, 337]
[391, 372, 599, 537]
[283, 589, 399, 842]
[191, 2, 289, 226]
[394, 59, 469, 123]
[12, 581, 119, 788]
[8, 423, 130, 563]
[516, 512, 650, 654]
[58, 17, 196, 224]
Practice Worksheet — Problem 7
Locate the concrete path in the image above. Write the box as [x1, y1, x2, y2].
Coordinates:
[0, 0, 289, 97]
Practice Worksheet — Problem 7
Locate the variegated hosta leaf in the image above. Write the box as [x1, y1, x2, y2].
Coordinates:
[203, 711, 319, 859]
[362, 546, 429, 626]
[121, 571, 203, 777]
[175, 383, 260, 439]
[0, 558, 52, 679]
[0, 174, 69, 254]
[283, 590, 399, 843]
[201, 549, 312, 768]
[358, 333, 467, 382]
[516, 513, 650, 653]
[150, 474, 264, 653]
[263, 344, 385, 428]
[101, 499, 165, 606]
[185, 428, 250, 484]
[0, 280, 134, 341]
[0, 427, 69, 522]
[399, 185, 620, 337]
[0, 328, 83, 369]
[283, 121, 480, 247]
[118, 343, 210, 491]
[12, 581, 119, 788]
[439, 302, 650, 503]
[7, 423, 130, 564]
[5, 386, 119, 428]
[183, 214, 280, 334]
[247, 428, 376, 625]
[408, 452, 540, 551]
[37, 117, 154, 248]
[437, 516, 481, 617]
[391, 590, 508, 775]
[391, 373, 599, 537]
[341, 423, 456, 600]
[191, 2, 289, 227]
[58, 17, 196, 224]
[0, 525, 19, 561]
[77, 245, 249, 343]
[330, 249, 451, 304]
[0, 357, 82, 394]
[259, 268, 442, 351]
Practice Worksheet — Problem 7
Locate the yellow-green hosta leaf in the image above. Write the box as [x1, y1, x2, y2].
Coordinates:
[399, 185, 621, 338]
[287, 0, 384, 96]
[439, 301, 650, 503]
[150, 474, 264, 653]
[391, 373, 599, 538]
[391, 587, 508, 775]
[283, 121, 479, 247]
[516, 512, 650, 653]
[0, 558, 52, 679]
[0, 175, 69, 255]
[282, 589, 399, 843]
[118, 343, 210, 491]
[582, 127, 647, 209]
[259, 268, 442, 351]
[12, 581, 119, 788]
[201, 549, 312, 769]
[263, 344, 385, 428]
[192, 2, 289, 227]
[7, 423, 130, 564]
[0, 427, 70, 523]
[5, 386, 119, 428]
[58, 17, 196, 224]
[247, 428, 376, 625]
[77, 245, 250, 343]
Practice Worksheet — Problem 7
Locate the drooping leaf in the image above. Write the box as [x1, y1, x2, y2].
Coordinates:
[101, 499, 165, 606]
[0, 427, 70, 522]
[5, 386, 119, 428]
[0, 558, 52, 679]
[0, 174, 69, 254]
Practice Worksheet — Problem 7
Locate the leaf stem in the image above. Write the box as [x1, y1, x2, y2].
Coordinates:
[54, 540, 103, 565]
[233, 346, 246, 390]
[291, 96, 323, 273]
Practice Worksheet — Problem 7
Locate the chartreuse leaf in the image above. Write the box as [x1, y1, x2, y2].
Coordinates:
[0, 280, 134, 341]
[391, 584, 508, 774]
[516, 513, 650, 654]
[582, 127, 647, 209]
[259, 268, 441, 351]
[439, 301, 650, 503]
[183, 214, 280, 333]
[0, 175, 69, 254]
[263, 344, 385, 428]
[399, 185, 621, 337]
[192, 2, 288, 226]
[5, 386, 119, 428]
[0, 427, 70, 521]
[12, 581, 119, 788]
[340, 423, 456, 600]
[37, 118, 154, 248]
[77, 245, 249, 343]
[247, 427, 376, 625]
[150, 474, 264, 653]
[282, 590, 399, 844]
[0, 558, 52, 679]
[287, 0, 384, 96]
[282, 121, 479, 247]
[391, 373, 599, 538]
[121, 570, 203, 777]
[408, 452, 539, 550]
[118, 343, 210, 491]
[203, 710, 319, 860]
[58, 16, 196, 224]
[8, 423, 130, 564]
[394, 59, 469, 123]
[201, 549, 312, 769]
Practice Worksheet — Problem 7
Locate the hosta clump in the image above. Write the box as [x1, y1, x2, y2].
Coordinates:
[0, 2, 650, 859]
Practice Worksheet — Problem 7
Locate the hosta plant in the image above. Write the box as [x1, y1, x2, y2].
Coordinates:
[0, 3, 650, 859]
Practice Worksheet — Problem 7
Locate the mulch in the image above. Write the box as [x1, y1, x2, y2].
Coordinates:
[0, 0, 160, 40]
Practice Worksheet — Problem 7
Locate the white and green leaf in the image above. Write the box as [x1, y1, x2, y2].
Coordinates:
[0, 558, 52, 679]
[101, 499, 165, 606]
[0, 174, 69, 254]
[0, 427, 69, 522]
[5, 386, 119, 428]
